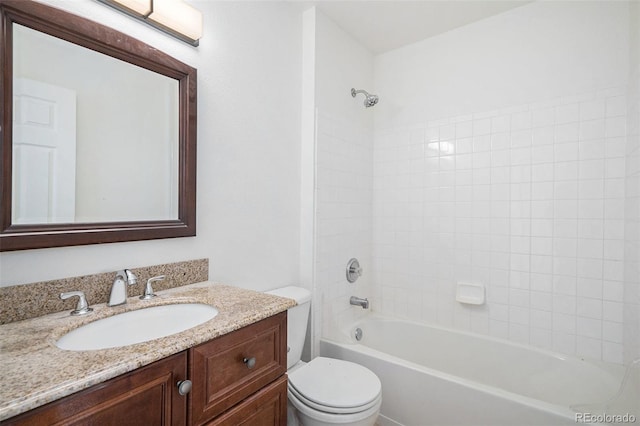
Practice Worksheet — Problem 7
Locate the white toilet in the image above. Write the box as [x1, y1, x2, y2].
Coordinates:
[265, 286, 382, 426]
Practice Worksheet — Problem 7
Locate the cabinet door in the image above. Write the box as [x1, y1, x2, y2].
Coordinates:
[189, 312, 287, 425]
[5, 352, 188, 426]
[204, 376, 287, 426]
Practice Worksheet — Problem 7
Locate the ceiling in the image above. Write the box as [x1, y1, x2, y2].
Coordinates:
[291, 0, 532, 54]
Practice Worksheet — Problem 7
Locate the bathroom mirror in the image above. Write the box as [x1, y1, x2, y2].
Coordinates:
[0, 0, 197, 251]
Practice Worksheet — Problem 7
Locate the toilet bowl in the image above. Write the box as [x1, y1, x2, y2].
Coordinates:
[265, 286, 381, 426]
[287, 357, 382, 426]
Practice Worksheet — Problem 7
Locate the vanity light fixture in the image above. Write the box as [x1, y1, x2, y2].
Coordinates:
[97, 0, 203, 46]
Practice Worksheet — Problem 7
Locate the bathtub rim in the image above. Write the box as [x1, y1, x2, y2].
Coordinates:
[325, 313, 625, 375]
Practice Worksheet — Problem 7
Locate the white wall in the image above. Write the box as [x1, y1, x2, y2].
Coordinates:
[309, 9, 374, 356]
[371, 1, 631, 363]
[1, 0, 302, 292]
[374, 1, 629, 129]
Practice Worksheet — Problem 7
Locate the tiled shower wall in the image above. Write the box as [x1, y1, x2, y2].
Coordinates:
[371, 88, 629, 363]
[314, 111, 373, 355]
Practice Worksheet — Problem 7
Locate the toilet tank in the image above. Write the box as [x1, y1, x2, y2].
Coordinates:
[265, 286, 311, 369]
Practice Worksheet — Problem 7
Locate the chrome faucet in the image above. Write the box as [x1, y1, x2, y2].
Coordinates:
[350, 296, 369, 309]
[108, 269, 138, 307]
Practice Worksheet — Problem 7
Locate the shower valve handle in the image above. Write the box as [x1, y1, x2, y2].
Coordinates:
[346, 258, 362, 283]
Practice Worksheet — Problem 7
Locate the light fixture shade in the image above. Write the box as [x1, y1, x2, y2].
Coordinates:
[103, 0, 152, 16]
[98, 0, 202, 46]
[148, 0, 203, 43]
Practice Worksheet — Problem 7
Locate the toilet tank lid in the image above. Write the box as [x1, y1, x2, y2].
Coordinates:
[265, 286, 311, 304]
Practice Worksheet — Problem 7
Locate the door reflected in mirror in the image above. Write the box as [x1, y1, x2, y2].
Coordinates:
[12, 24, 179, 225]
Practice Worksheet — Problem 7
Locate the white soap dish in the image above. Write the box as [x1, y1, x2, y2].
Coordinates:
[456, 282, 485, 305]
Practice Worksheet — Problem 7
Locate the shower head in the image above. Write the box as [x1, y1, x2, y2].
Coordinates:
[351, 88, 379, 108]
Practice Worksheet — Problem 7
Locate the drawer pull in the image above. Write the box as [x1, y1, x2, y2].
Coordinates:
[243, 357, 256, 369]
[177, 380, 192, 396]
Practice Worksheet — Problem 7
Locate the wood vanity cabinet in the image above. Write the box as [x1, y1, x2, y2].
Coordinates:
[4, 312, 287, 426]
[5, 351, 188, 426]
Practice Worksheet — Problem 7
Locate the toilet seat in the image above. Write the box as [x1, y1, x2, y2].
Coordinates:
[287, 357, 382, 414]
[288, 387, 382, 425]
[288, 384, 381, 414]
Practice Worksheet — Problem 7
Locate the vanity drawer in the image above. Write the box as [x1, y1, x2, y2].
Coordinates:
[203, 375, 287, 426]
[189, 311, 287, 425]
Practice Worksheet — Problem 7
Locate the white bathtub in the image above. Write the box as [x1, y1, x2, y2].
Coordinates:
[320, 315, 630, 426]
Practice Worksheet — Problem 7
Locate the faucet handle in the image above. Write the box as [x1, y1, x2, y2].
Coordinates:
[60, 291, 94, 316]
[140, 275, 165, 300]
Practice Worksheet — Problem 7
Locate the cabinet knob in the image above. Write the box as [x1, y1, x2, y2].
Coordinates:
[243, 357, 256, 369]
[177, 380, 192, 396]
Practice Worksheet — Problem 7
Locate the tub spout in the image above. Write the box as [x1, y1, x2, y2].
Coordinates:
[350, 296, 369, 309]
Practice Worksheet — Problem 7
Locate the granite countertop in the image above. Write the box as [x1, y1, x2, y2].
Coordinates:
[0, 282, 296, 421]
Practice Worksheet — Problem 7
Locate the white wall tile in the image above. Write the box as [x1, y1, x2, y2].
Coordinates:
[580, 100, 606, 121]
[456, 121, 473, 138]
[556, 104, 580, 124]
[532, 108, 555, 128]
[491, 133, 511, 150]
[555, 143, 579, 162]
[578, 278, 603, 299]
[606, 96, 627, 117]
[473, 118, 492, 135]
[605, 158, 627, 179]
[532, 126, 555, 145]
[555, 123, 580, 143]
[577, 336, 603, 359]
[605, 116, 626, 137]
[369, 87, 630, 364]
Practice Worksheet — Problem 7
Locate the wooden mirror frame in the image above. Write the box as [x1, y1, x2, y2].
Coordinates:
[0, 0, 197, 251]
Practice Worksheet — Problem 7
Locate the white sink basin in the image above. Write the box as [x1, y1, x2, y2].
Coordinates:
[56, 303, 218, 351]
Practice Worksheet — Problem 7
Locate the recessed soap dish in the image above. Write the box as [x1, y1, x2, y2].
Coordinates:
[456, 282, 485, 305]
